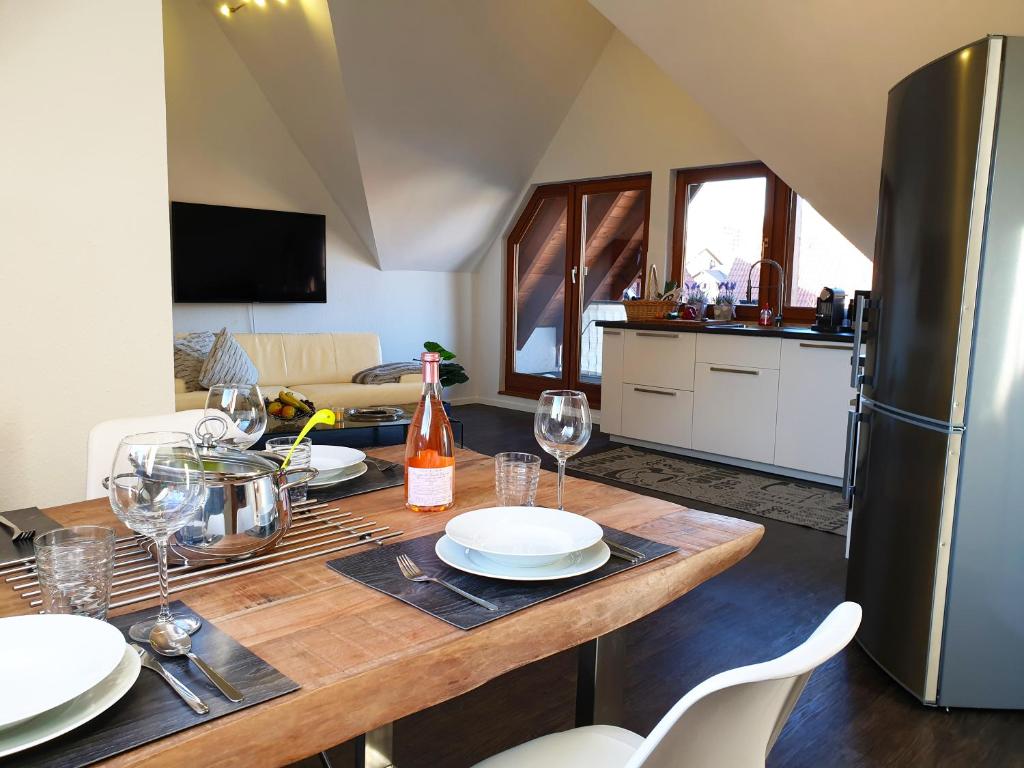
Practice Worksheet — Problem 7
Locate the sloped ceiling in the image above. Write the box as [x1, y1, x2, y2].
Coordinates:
[208, 0, 377, 263]
[208, 0, 612, 271]
[589, 0, 1024, 255]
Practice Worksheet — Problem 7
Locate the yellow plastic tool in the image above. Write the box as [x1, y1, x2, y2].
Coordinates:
[279, 408, 336, 470]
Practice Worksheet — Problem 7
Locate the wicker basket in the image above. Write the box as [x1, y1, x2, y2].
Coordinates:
[623, 299, 678, 321]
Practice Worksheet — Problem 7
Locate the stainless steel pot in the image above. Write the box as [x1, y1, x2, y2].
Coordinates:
[173, 447, 317, 561]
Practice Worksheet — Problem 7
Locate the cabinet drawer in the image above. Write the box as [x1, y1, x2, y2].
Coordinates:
[623, 330, 696, 390]
[692, 363, 779, 464]
[696, 334, 780, 369]
[620, 384, 693, 449]
[774, 338, 855, 477]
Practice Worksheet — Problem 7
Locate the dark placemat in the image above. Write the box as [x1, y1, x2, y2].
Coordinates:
[309, 459, 404, 503]
[3, 601, 298, 768]
[327, 528, 678, 630]
[0, 507, 63, 563]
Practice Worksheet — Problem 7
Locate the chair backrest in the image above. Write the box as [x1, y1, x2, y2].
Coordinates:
[626, 602, 862, 768]
[84, 410, 208, 500]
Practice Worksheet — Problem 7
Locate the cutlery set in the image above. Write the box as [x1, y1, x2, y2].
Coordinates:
[0, 514, 34, 544]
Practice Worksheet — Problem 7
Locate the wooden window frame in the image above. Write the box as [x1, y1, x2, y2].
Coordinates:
[502, 174, 652, 404]
[670, 162, 816, 323]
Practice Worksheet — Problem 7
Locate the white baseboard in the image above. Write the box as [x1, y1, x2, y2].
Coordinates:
[461, 393, 603, 423]
[608, 435, 841, 487]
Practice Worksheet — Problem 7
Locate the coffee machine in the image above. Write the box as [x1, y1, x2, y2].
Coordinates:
[812, 287, 849, 333]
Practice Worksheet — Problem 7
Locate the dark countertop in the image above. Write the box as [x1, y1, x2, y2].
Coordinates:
[596, 319, 855, 343]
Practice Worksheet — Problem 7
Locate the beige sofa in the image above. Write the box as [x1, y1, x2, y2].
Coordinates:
[175, 332, 422, 411]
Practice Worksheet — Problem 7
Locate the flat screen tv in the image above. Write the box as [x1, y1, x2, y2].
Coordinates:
[171, 202, 326, 303]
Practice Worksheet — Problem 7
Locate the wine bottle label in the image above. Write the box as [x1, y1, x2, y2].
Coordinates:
[407, 466, 454, 506]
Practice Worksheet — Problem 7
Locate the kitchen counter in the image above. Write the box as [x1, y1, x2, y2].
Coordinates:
[596, 319, 854, 343]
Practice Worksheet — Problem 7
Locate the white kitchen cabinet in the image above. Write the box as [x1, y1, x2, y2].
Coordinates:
[692, 362, 780, 464]
[696, 333, 781, 369]
[620, 384, 693, 448]
[600, 329, 625, 435]
[623, 330, 696, 390]
[774, 339, 856, 477]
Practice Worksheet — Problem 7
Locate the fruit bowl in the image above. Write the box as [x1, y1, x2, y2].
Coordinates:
[264, 391, 316, 422]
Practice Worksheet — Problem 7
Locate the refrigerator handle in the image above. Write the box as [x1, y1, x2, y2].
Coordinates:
[850, 294, 868, 388]
[842, 405, 860, 506]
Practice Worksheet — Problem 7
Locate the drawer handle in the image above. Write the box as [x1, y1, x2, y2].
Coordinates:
[799, 342, 854, 351]
[633, 387, 677, 396]
[604, 330, 622, 336]
[635, 332, 679, 339]
[709, 366, 759, 376]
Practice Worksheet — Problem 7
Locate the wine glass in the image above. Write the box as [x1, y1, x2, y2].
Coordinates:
[203, 383, 267, 449]
[108, 431, 207, 641]
[534, 390, 592, 510]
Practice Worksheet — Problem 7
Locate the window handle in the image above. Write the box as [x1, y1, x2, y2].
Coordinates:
[571, 266, 578, 285]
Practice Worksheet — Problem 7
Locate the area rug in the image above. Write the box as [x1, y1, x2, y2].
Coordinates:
[571, 446, 848, 535]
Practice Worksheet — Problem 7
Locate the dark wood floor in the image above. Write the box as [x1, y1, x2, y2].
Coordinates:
[306, 404, 1024, 768]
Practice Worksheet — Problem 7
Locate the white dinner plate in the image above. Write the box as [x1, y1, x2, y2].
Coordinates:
[435, 535, 610, 581]
[445, 507, 604, 567]
[310, 445, 366, 474]
[308, 461, 368, 488]
[0, 615, 127, 730]
[0, 645, 141, 758]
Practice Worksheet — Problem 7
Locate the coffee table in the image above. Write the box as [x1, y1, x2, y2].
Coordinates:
[253, 403, 464, 450]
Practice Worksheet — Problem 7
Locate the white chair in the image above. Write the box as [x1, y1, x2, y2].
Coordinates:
[84, 409, 209, 500]
[472, 602, 862, 768]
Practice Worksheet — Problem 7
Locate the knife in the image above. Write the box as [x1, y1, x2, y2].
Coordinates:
[131, 643, 210, 715]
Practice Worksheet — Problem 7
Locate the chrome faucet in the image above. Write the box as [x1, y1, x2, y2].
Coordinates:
[745, 259, 786, 326]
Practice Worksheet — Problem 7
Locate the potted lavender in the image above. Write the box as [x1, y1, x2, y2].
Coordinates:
[714, 281, 738, 320]
[683, 281, 709, 320]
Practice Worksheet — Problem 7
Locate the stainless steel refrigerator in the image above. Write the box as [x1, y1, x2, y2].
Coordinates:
[845, 35, 1024, 709]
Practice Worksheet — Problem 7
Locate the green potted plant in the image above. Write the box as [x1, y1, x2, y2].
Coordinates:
[423, 341, 469, 413]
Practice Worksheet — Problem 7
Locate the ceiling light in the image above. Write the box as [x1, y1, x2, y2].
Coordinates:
[219, 3, 231, 16]
[254, 0, 266, 6]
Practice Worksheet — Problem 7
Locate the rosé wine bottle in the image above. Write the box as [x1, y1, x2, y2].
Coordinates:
[404, 351, 456, 512]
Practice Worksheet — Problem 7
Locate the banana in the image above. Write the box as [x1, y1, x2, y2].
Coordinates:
[278, 390, 312, 414]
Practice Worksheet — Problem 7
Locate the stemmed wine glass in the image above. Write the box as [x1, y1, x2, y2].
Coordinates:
[534, 390, 592, 510]
[203, 383, 267, 449]
[107, 431, 207, 642]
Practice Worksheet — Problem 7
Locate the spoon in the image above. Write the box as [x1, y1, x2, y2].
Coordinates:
[279, 408, 336, 470]
[149, 621, 245, 702]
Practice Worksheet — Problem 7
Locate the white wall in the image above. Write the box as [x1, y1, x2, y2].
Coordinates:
[164, 1, 472, 376]
[472, 31, 752, 407]
[0, 1, 175, 508]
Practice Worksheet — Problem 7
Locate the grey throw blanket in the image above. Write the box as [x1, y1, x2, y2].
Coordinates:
[352, 362, 422, 385]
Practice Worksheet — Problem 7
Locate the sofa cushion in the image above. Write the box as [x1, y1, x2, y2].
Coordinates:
[173, 331, 216, 392]
[199, 328, 259, 388]
[233, 334, 289, 385]
[292, 382, 422, 410]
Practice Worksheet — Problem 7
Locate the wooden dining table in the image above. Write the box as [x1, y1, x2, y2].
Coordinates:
[0, 446, 763, 767]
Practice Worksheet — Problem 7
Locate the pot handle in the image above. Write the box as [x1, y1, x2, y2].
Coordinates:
[279, 467, 318, 493]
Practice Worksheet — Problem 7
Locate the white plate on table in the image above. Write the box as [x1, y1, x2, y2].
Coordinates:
[308, 461, 368, 488]
[445, 507, 604, 568]
[0, 614, 127, 730]
[435, 535, 610, 581]
[310, 445, 366, 474]
[0, 644, 141, 758]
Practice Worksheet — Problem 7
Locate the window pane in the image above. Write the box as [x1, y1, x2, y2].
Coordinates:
[790, 197, 872, 306]
[513, 196, 568, 377]
[578, 188, 646, 384]
[683, 177, 765, 302]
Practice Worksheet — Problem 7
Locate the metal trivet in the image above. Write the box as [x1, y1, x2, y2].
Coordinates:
[0, 500, 403, 612]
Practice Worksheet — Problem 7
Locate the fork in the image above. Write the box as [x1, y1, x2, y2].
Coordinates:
[0, 515, 34, 543]
[365, 456, 399, 473]
[396, 554, 499, 612]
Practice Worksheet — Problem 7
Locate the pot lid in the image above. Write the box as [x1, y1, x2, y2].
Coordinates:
[197, 445, 278, 478]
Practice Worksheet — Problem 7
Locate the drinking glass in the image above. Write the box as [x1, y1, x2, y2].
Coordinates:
[494, 452, 541, 506]
[34, 526, 116, 620]
[203, 383, 267, 449]
[533, 390, 592, 510]
[108, 431, 207, 641]
[266, 436, 312, 503]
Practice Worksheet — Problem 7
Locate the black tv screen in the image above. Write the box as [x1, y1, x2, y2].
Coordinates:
[171, 202, 326, 303]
